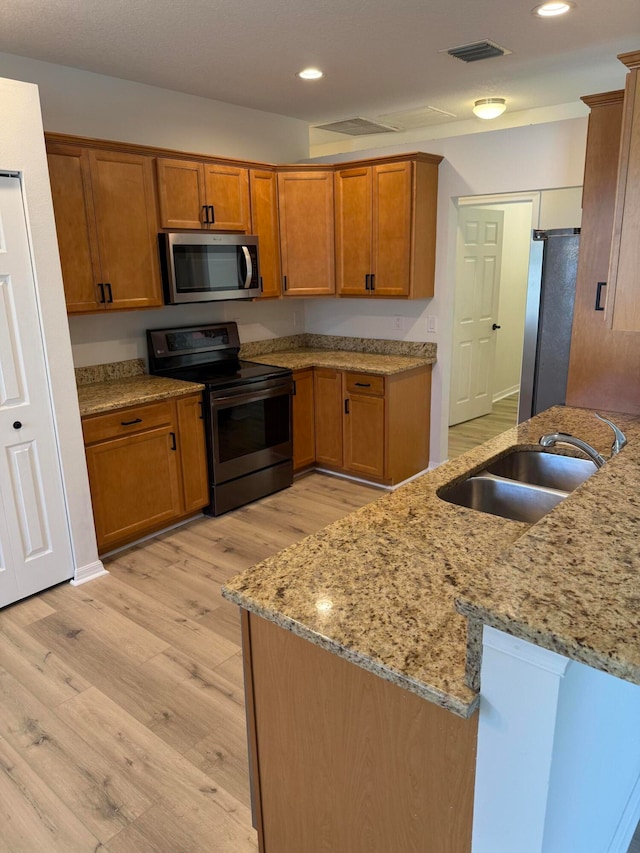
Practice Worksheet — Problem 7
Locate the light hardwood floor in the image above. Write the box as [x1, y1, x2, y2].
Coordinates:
[448, 393, 519, 458]
[0, 473, 378, 852]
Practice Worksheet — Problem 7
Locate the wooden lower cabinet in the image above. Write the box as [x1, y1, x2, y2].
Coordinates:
[82, 394, 208, 553]
[292, 369, 315, 471]
[311, 366, 431, 486]
[242, 611, 477, 853]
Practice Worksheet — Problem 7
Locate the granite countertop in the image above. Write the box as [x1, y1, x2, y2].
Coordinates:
[222, 406, 640, 719]
[247, 348, 434, 375]
[78, 375, 205, 417]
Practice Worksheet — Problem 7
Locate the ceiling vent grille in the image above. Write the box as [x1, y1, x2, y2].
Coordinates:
[314, 117, 400, 136]
[445, 40, 511, 62]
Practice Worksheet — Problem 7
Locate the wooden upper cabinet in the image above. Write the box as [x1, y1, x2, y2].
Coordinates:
[566, 90, 640, 415]
[606, 51, 640, 333]
[47, 140, 163, 313]
[278, 171, 335, 296]
[335, 155, 441, 299]
[157, 157, 250, 232]
[250, 169, 282, 298]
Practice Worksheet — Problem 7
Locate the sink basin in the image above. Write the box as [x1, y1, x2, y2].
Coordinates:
[438, 475, 567, 524]
[485, 450, 597, 492]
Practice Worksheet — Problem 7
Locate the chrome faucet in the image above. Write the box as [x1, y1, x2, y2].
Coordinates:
[539, 414, 627, 469]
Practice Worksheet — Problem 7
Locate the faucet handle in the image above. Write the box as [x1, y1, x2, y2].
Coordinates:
[595, 413, 627, 456]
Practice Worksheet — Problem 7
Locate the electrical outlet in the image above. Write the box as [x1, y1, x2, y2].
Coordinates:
[393, 316, 403, 331]
[427, 315, 437, 333]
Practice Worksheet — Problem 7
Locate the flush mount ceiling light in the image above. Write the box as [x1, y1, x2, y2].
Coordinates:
[533, 1, 575, 16]
[297, 67, 323, 80]
[472, 98, 507, 119]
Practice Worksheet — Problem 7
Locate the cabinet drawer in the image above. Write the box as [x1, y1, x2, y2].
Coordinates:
[345, 373, 385, 396]
[82, 401, 174, 445]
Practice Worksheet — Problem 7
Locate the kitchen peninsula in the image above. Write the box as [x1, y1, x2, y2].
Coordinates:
[223, 406, 640, 853]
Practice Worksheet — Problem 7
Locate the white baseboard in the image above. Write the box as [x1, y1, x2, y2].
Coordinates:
[492, 385, 520, 404]
[311, 465, 437, 491]
[71, 559, 108, 586]
[607, 772, 640, 853]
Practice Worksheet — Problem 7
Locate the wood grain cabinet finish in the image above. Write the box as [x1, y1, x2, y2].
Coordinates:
[156, 157, 251, 232]
[312, 366, 431, 486]
[47, 141, 163, 313]
[605, 51, 640, 333]
[335, 155, 441, 299]
[566, 90, 640, 414]
[82, 394, 208, 553]
[249, 169, 282, 298]
[242, 611, 477, 853]
[292, 369, 315, 471]
[277, 171, 335, 296]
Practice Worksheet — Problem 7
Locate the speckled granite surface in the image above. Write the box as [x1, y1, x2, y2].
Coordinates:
[75, 358, 146, 386]
[240, 333, 436, 362]
[247, 348, 432, 374]
[78, 375, 204, 416]
[223, 406, 640, 718]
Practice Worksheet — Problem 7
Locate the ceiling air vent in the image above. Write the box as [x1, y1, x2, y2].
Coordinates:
[444, 40, 511, 63]
[314, 117, 400, 136]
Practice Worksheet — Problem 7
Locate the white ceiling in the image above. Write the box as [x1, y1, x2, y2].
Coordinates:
[1, 0, 638, 136]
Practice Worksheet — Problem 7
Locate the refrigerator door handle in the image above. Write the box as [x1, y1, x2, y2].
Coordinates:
[595, 281, 607, 312]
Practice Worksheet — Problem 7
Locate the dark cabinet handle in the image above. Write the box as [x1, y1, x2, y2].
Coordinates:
[121, 417, 143, 426]
[97, 282, 106, 303]
[202, 204, 209, 224]
[283, 275, 288, 291]
[209, 205, 215, 224]
[354, 382, 371, 387]
[365, 273, 370, 291]
[344, 399, 350, 414]
[370, 274, 375, 292]
[13, 421, 22, 430]
[492, 323, 501, 330]
[260, 275, 264, 293]
[105, 282, 113, 304]
[170, 431, 177, 451]
[595, 281, 607, 311]
[198, 400, 204, 420]
[292, 380, 297, 396]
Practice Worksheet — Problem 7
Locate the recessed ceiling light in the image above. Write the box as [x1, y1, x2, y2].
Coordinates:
[297, 68, 323, 80]
[533, 1, 575, 17]
[472, 98, 507, 119]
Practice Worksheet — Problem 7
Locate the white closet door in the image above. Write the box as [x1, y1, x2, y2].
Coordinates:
[0, 174, 73, 606]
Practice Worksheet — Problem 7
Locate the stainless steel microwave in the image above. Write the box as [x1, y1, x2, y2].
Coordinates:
[159, 232, 260, 304]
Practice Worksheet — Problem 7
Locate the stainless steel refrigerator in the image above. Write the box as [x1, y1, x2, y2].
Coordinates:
[518, 228, 581, 423]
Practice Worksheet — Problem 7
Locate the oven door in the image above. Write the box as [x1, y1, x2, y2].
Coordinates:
[209, 377, 292, 484]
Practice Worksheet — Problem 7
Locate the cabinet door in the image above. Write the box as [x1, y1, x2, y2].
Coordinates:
[156, 158, 207, 229]
[250, 169, 282, 298]
[372, 162, 412, 297]
[292, 369, 315, 471]
[566, 91, 640, 414]
[88, 149, 163, 310]
[203, 163, 251, 232]
[86, 425, 182, 552]
[46, 144, 104, 313]
[175, 395, 209, 513]
[344, 391, 385, 480]
[335, 167, 372, 296]
[607, 58, 640, 332]
[278, 172, 335, 296]
[313, 368, 343, 467]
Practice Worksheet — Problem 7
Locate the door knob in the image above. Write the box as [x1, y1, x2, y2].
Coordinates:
[492, 323, 501, 330]
[13, 421, 22, 430]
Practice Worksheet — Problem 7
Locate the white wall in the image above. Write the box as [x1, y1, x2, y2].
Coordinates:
[0, 76, 100, 579]
[306, 118, 589, 464]
[0, 52, 309, 164]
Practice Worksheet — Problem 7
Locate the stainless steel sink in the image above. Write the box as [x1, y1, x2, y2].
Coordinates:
[438, 475, 567, 524]
[485, 450, 597, 492]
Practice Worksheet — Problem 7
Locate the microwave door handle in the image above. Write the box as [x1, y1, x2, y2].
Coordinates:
[241, 245, 252, 289]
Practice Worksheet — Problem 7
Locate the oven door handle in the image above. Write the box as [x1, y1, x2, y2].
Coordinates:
[240, 246, 252, 289]
[210, 381, 292, 407]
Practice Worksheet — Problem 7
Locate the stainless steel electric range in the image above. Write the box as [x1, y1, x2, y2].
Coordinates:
[147, 322, 293, 516]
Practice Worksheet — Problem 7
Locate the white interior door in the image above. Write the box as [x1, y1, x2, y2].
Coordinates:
[449, 206, 504, 426]
[0, 174, 73, 606]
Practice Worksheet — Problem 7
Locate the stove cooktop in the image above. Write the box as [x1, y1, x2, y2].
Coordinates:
[160, 359, 291, 392]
